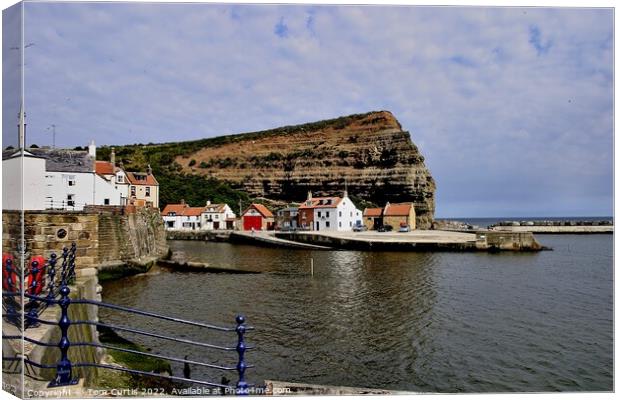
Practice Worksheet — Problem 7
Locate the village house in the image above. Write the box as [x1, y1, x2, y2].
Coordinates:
[298, 191, 362, 231]
[383, 202, 416, 230]
[241, 203, 275, 231]
[363, 207, 383, 230]
[201, 201, 236, 230]
[161, 201, 204, 230]
[275, 206, 299, 230]
[126, 165, 159, 208]
[2, 140, 124, 211]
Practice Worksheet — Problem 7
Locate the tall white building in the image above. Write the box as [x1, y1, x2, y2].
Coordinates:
[298, 191, 362, 231]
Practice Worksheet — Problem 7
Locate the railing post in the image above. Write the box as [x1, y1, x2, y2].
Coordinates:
[49, 283, 78, 387]
[60, 247, 69, 284]
[67, 243, 76, 284]
[235, 314, 248, 395]
[46, 253, 57, 304]
[25, 259, 42, 329]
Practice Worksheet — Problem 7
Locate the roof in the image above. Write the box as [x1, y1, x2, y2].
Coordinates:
[27, 148, 94, 173]
[126, 171, 159, 186]
[384, 203, 414, 216]
[363, 207, 383, 217]
[2, 149, 47, 161]
[161, 203, 203, 217]
[243, 203, 274, 218]
[298, 197, 343, 209]
[96, 161, 115, 176]
[204, 204, 227, 213]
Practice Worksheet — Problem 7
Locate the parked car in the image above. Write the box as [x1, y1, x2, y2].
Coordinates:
[378, 224, 393, 232]
[353, 224, 367, 232]
[398, 224, 410, 232]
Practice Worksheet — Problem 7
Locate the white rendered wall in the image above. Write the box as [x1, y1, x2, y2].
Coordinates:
[2, 156, 47, 210]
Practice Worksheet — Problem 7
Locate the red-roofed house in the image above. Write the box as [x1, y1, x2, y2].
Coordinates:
[383, 202, 416, 230]
[242, 203, 275, 231]
[162, 201, 204, 230]
[126, 165, 159, 208]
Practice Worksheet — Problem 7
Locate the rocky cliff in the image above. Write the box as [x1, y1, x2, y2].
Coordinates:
[176, 111, 436, 229]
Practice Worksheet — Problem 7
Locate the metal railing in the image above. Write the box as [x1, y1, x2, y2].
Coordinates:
[2, 246, 255, 393]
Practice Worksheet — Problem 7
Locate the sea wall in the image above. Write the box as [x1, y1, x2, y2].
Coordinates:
[2, 206, 168, 272]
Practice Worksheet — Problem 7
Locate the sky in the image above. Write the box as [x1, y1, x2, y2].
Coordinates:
[2, 2, 614, 218]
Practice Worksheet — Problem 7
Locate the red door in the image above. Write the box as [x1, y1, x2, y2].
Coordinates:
[243, 216, 262, 231]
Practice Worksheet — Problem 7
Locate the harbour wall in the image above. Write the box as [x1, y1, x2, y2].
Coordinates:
[2, 206, 168, 273]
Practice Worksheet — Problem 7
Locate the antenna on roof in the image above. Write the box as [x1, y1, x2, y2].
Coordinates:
[47, 124, 57, 148]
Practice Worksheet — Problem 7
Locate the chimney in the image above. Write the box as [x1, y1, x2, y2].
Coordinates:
[110, 147, 116, 166]
[88, 140, 96, 158]
[147, 164, 152, 175]
[206, 200, 211, 206]
[180, 199, 185, 205]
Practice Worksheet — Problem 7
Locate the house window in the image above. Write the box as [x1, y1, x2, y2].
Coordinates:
[339, 222, 342, 228]
[64, 174, 76, 187]
[67, 194, 75, 207]
[215, 215, 219, 220]
[167, 221, 174, 228]
[104, 198, 110, 205]
[339, 211, 342, 217]
[326, 221, 330, 228]
[326, 211, 330, 218]
[168, 212, 176, 216]
[146, 187, 151, 197]
[350, 212, 353, 217]
[318, 211, 321, 217]
[130, 186, 136, 196]
[116, 175, 124, 183]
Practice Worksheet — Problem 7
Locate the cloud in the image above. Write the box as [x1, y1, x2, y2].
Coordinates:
[14, 3, 613, 217]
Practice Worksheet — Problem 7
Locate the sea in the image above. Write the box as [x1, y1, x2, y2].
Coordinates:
[100, 217, 613, 393]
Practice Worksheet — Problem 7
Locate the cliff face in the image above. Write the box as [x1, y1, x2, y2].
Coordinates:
[176, 111, 436, 229]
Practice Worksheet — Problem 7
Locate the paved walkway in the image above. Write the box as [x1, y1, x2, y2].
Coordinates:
[230, 231, 333, 250]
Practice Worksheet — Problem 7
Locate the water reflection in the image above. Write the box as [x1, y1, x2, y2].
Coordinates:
[101, 238, 612, 392]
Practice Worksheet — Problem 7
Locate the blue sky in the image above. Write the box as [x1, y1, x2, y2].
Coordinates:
[3, 3, 613, 217]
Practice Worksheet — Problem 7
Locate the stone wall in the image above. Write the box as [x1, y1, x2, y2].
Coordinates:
[2, 206, 168, 271]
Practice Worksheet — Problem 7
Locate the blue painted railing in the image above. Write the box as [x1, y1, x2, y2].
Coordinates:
[2, 245, 255, 394]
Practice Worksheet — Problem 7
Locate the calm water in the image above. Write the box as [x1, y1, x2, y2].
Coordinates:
[101, 234, 613, 392]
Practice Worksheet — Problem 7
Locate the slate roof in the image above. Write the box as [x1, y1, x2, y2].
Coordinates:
[298, 197, 343, 209]
[12, 148, 95, 173]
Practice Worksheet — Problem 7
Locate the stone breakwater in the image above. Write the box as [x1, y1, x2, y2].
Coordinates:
[489, 220, 613, 234]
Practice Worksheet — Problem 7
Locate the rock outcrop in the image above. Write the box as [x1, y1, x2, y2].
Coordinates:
[176, 111, 436, 229]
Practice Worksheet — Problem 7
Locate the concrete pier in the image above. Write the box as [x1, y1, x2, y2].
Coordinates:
[230, 231, 333, 250]
[276, 230, 546, 252]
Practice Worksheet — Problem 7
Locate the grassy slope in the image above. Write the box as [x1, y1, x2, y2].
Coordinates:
[95, 111, 385, 209]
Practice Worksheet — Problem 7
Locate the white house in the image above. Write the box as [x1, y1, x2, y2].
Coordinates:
[35, 142, 122, 210]
[201, 201, 236, 230]
[161, 202, 204, 230]
[299, 191, 362, 231]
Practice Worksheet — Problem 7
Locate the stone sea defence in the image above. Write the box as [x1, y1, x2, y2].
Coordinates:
[2, 206, 168, 276]
[175, 111, 436, 229]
